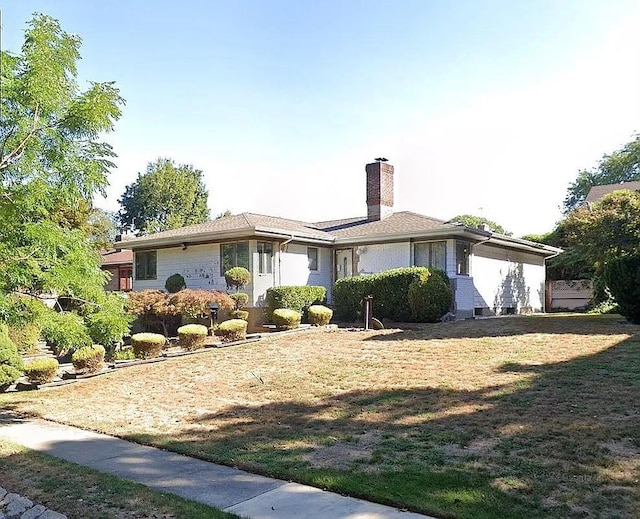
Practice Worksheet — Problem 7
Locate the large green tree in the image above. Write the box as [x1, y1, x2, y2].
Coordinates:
[118, 158, 210, 234]
[449, 214, 510, 235]
[0, 13, 124, 300]
[563, 134, 640, 213]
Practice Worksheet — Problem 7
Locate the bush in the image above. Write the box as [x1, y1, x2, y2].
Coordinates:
[229, 292, 249, 309]
[307, 305, 333, 326]
[71, 344, 105, 374]
[8, 323, 41, 354]
[230, 310, 249, 321]
[130, 332, 166, 359]
[407, 270, 453, 322]
[24, 358, 59, 385]
[333, 267, 430, 322]
[177, 324, 208, 351]
[0, 327, 24, 389]
[113, 347, 135, 361]
[165, 273, 186, 293]
[272, 308, 302, 330]
[127, 290, 179, 336]
[214, 319, 247, 343]
[170, 289, 235, 326]
[603, 254, 640, 324]
[265, 286, 326, 319]
[85, 294, 133, 347]
[40, 310, 92, 355]
[224, 267, 251, 291]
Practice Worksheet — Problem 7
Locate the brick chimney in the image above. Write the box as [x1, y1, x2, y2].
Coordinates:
[366, 160, 394, 221]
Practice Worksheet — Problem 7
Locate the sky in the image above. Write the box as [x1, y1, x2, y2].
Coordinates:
[2, 0, 639, 237]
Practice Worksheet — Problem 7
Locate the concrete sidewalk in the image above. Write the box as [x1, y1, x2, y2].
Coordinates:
[0, 413, 435, 519]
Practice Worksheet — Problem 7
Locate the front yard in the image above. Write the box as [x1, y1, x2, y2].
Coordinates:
[2, 314, 639, 519]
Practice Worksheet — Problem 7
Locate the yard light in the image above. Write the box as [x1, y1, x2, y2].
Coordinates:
[209, 303, 219, 323]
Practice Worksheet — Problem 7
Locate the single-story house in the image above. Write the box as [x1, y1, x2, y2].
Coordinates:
[118, 160, 562, 320]
[100, 247, 133, 292]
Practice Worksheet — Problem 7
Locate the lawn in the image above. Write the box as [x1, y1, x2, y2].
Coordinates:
[2, 314, 639, 519]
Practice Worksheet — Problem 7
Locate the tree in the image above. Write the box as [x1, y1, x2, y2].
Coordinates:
[449, 214, 510, 235]
[118, 158, 210, 234]
[0, 13, 124, 301]
[563, 134, 640, 213]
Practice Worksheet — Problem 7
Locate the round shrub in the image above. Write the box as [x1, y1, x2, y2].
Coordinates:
[130, 332, 166, 359]
[24, 358, 59, 385]
[272, 309, 302, 330]
[229, 292, 249, 309]
[71, 344, 105, 374]
[307, 305, 333, 326]
[165, 273, 187, 293]
[407, 271, 453, 323]
[0, 328, 24, 389]
[214, 319, 247, 343]
[224, 267, 251, 291]
[177, 324, 208, 351]
[230, 310, 249, 321]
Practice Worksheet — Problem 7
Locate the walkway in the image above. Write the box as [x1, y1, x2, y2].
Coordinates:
[0, 413, 435, 519]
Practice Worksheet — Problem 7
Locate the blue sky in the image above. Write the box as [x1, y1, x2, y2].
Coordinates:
[3, 1, 639, 236]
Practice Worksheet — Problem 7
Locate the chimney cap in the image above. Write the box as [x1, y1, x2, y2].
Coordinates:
[374, 157, 388, 162]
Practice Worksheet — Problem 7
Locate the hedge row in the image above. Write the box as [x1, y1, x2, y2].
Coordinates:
[333, 267, 451, 322]
[265, 286, 326, 319]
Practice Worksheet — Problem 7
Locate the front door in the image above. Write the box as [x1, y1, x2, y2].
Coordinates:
[335, 249, 353, 279]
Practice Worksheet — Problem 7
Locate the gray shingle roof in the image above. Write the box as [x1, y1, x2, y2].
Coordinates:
[324, 211, 452, 239]
[585, 181, 640, 203]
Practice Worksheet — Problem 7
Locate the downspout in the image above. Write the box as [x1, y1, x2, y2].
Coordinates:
[278, 235, 294, 286]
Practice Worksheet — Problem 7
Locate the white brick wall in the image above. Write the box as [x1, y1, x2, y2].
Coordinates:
[472, 244, 545, 313]
[356, 243, 411, 274]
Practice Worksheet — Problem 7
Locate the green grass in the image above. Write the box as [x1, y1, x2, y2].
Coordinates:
[0, 440, 239, 519]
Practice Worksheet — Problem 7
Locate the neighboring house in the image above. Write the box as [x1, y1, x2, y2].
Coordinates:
[118, 160, 562, 319]
[585, 180, 640, 204]
[100, 247, 133, 292]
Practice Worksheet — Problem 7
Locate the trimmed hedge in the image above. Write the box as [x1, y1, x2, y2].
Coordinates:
[230, 310, 249, 321]
[229, 293, 249, 309]
[214, 319, 247, 343]
[407, 270, 453, 322]
[308, 305, 333, 326]
[165, 273, 186, 293]
[24, 358, 59, 385]
[272, 309, 302, 330]
[0, 326, 24, 388]
[265, 286, 326, 319]
[603, 254, 640, 324]
[130, 332, 166, 359]
[224, 267, 251, 290]
[71, 344, 105, 374]
[177, 324, 208, 350]
[333, 267, 430, 322]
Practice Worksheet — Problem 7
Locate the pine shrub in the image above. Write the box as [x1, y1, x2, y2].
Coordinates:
[224, 267, 251, 291]
[130, 332, 166, 359]
[603, 254, 640, 324]
[230, 310, 249, 321]
[24, 358, 59, 385]
[177, 324, 208, 350]
[272, 308, 302, 330]
[214, 319, 247, 343]
[229, 292, 249, 309]
[307, 305, 333, 326]
[165, 273, 187, 293]
[71, 344, 105, 374]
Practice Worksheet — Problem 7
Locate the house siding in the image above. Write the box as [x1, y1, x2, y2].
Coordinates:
[356, 243, 411, 274]
[278, 244, 333, 303]
[471, 244, 545, 314]
[133, 244, 231, 295]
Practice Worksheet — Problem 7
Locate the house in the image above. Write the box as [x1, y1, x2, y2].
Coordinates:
[585, 180, 640, 204]
[118, 160, 562, 320]
[100, 247, 133, 292]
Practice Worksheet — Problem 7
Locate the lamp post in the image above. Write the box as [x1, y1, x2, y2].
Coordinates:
[209, 303, 219, 330]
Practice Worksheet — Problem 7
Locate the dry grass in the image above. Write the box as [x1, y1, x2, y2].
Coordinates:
[2, 314, 639, 519]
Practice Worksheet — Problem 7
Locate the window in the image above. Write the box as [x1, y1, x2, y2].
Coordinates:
[220, 242, 250, 275]
[257, 241, 273, 274]
[308, 247, 318, 271]
[414, 241, 446, 271]
[135, 251, 157, 280]
[456, 241, 470, 276]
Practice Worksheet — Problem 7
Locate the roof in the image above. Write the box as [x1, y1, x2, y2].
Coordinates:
[585, 181, 640, 203]
[117, 211, 561, 257]
[100, 248, 133, 266]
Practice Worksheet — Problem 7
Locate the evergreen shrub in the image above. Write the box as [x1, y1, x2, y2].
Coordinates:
[214, 319, 247, 343]
[265, 286, 326, 319]
[307, 305, 333, 326]
[71, 344, 105, 374]
[130, 332, 166, 359]
[177, 324, 208, 350]
[272, 309, 302, 330]
[24, 358, 59, 385]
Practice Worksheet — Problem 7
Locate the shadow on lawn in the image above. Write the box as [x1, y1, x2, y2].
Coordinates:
[134, 331, 640, 519]
[364, 313, 637, 341]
